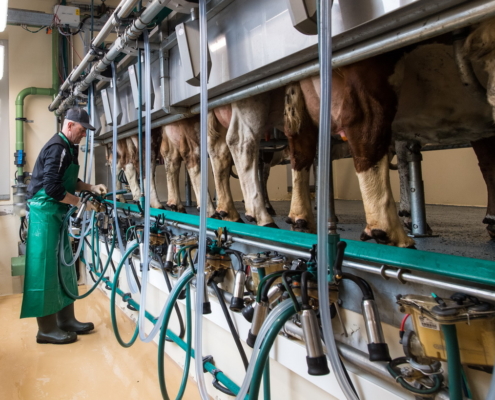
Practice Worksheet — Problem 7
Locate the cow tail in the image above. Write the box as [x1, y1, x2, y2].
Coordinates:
[284, 83, 305, 136]
[465, 19, 495, 62]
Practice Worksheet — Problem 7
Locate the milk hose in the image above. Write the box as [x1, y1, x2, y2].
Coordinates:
[110, 239, 140, 347]
[156, 255, 186, 340]
[158, 268, 195, 400]
[111, 60, 139, 295]
[60, 207, 92, 266]
[194, 0, 210, 397]
[235, 298, 298, 399]
[59, 217, 116, 299]
[316, 0, 359, 398]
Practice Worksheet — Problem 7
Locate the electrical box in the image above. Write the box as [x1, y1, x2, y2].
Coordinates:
[54, 5, 81, 28]
[176, 19, 212, 87]
[287, 0, 317, 35]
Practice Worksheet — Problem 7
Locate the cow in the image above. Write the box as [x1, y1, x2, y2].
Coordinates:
[283, 19, 495, 247]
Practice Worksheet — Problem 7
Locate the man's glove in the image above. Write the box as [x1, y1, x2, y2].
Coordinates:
[90, 184, 108, 195]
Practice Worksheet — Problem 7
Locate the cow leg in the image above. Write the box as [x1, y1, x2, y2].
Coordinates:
[161, 138, 186, 213]
[184, 156, 218, 219]
[227, 98, 277, 227]
[284, 83, 318, 233]
[208, 111, 242, 222]
[471, 136, 495, 239]
[339, 59, 415, 248]
[145, 159, 163, 209]
[124, 162, 141, 203]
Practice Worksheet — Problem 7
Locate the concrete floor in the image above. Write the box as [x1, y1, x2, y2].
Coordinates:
[185, 199, 495, 261]
[0, 287, 198, 400]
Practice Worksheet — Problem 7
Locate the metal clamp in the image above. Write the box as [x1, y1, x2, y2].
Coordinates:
[15, 117, 33, 123]
[380, 264, 391, 280]
[94, 74, 112, 82]
[396, 269, 409, 284]
[202, 355, 214, 373]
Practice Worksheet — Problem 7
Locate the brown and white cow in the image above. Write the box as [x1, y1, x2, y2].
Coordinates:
[284, 18, 495, 246]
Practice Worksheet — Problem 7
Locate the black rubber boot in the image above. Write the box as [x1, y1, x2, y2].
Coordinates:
[56, 303, 95, 334]
[36, 314, 77, 344]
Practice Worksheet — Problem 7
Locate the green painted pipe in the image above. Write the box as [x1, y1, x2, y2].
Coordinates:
[441, 324, 463, 400]
[15, 30, 59, 182]
[107, 201, 495, 288]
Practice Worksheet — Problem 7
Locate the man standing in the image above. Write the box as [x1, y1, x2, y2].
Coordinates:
[20, 107, 107, 344]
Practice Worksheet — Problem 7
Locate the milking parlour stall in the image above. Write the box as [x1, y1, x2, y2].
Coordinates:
[3, 0, 495, 399]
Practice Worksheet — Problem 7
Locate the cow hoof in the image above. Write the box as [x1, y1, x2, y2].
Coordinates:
[210, 212, 222, 220]
[266, 207, 276, 216]
[407, 244, 417, 249]
[398, 210, 411, 218]
[370, 229, 392, 245]
[285, 217, 294, 225]
[360, 231, 373, 242]
[219, 210, 229, 218]
[166, 204, 178, 212]
[245, 215, 256, 223]
[263, 222, 279, 229]
[235, 218, 245, 223]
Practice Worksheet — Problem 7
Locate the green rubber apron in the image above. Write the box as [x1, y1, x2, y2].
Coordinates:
[20, 133, 80, 318]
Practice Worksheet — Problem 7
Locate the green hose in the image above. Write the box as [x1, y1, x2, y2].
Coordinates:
[158, 268, 195, 400]
[255, 271, 285, 303]
[110, 240, 140, 347]
[442, 324, 463, 400]
[249, 302, 298, 400]
[59, 212, 116, 300]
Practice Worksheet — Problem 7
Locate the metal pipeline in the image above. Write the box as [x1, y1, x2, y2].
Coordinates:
[52, 0, 171, 115]
[342, 258, 495, 302]
[49, 0, 141, 111]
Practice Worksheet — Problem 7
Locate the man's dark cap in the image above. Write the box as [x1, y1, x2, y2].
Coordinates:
[66, 107, 95, 131]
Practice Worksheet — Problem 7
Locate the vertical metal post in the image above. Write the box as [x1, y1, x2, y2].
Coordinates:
[137, 1, 145, 199]
[195, 1, 210, 398]
[407, 141, 430, 237]
[185, 169, 192, 207]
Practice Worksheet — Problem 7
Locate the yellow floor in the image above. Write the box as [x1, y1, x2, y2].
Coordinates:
[0, 287, 198, 400]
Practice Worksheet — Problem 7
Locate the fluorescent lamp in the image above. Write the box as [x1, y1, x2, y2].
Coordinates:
[0, 0, 7, 32]
[0, 45, 4, 80]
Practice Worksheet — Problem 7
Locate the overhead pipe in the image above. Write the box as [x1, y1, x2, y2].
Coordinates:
[49, 0, 141, 111]
[50, 0, 171, 115]
[96, 0, 495, 144]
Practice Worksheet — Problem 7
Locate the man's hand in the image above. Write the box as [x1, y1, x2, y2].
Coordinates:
[90, 184, 107, 195]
